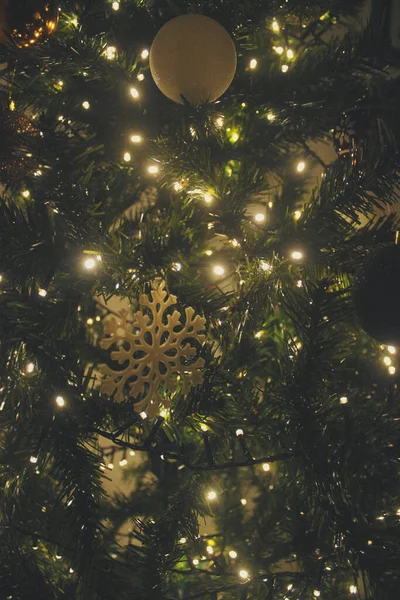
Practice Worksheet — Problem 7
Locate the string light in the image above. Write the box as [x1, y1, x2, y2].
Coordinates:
[213, 265, 225, 276]
[200, 424, 208, 431]
[112, 1, 120, 9]
[141, 49, 149, 59]
[230, 131, 239, 143]
[389, 366, 396, 375]
[26, 362, 35, 374]
[207, 490, 217, 501]
[173, 182, 183, 191]
[84, 257, 96, 270]
[383, 356, 392, 366]
[388, 346, 397, 354]
[281, 65, 289, 73]
[107, 462, 114, 470]
[55, 395, 65, 407]
[148, 165, 159, 174]
[239, 569, 249, 580]
[249, 58, 257, 69]
[105, 46, 117, 60]
[119, 458, 128, 467]
[297, 280, 303, 288]
[267, 112, 276, 121]
[349, 586, 357, 595]
[193, 558, 200, 565]
[272, 20, 280, 32]
[260, 261, 271, 272]
[137, 73, 145, 81]
[69, 568, 74, 574]
[294, 210, 302, 220]
[287, 584, 293, 591]
[287, 48, 294, 59]
[124, 152, 131, 162]
[255, 213, 265, 223]
[172, 262, 182, 272]
[229, 550, 237, 559]
[240, 498, 247, 505]
[30, 456, 38, 464]
[291, 251, 303, 260]
[38, 288, 47, 297]
[274, 46, 284, 55]
[140, 411, 148, 419]
[131, 134, 142, 143]
[205, 250, 213, 256]
[82, 101, 90, 110]
[87, 318, 94, 326]
[216, 116, 224, 127]
[236, 429, 244, 436]
[255, 331, 263, 339]
[179, 537, 187, 544]
[296, 161, 306, 173]
[313, 592, 321, 598]
[262, 463, 270, 472]
[22, 189, 30, 198]
[206, 545, 214, 555]
[340, 396, 348, 404]
[130, 87, 139, 99]
[204, 192, 212, 204]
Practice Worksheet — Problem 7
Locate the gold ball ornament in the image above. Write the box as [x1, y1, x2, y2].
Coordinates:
[0, 0, 59, 48]
[149, 14, 237, 105]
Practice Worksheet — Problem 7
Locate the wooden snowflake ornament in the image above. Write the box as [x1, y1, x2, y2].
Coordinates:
[99, 280, 206, 417]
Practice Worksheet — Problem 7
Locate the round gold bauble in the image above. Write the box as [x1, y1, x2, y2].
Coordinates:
[0, 0, 59, 48]
[149, 14, 237, 105]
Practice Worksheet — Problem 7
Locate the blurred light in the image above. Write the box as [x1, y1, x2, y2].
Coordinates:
[200, 424, 208, 431]
[107, 462, 114, 470]
[206, 545, 214, 555]
[207, 490, 217, 501]
[30, 456, 38, 464]
[193, 558, 199, 565]
[255, 331, 263, 339]
[255, 213, 265, 223]
[272, 20, 280, 32]
[281, 65, 289, 73]
[294, 210, 302, 220]
[240, 498, 247, 505]
[216, 116, 224, 127]
[236, 429, 244, 436]
[239, 569, 249, 579]
[86, 318, 94, 326]
[287, 584, 293, 591]
[172, 262, 182, 272]
[131, 134, 142, 143]
[38, 288, 47, 297]
[350, 586, 357, 595]
[389, 366, 396, 375]
[287, 48, 294, 59]
[297, 280, 303, 288]
[297, 161, 306, 173]
[229, 550, 238, 559]
[69, 568, 74, 574]
[205, 250, 213, 256]
[140, 411, 147, 419]
[383, 356, 392, 366]
[130, 87, 139, 99]
[213, 265, 225, 276]
[173, 182, 183, 191]
[262, 463, 270, 472]
[141, 49, 149, 59]
[124, 152, 131, 162]
[291, 251, 303, 260]
[22, 189, 30, 198]
[267, 112, 276, 121]
[148, 165, 159, 174]
[112, 1, 119, 9]
[119, 458, 128, 467]
[249, 58, 258, 69]
[260, 261, 271, 272]
[313, 592, 321, 598]
[368, 540, 373, 545]
[179, 537, 187, 544]
[26, 362, 35, 374]
[55, 395, 65, 407]
[137, 73, 145, 81]
[340, 396, 348, 404]
[84, 257, 96, 270]
[275, 46, 284, 55]
[231, 239, 239, 247]
[230, 131, 239, 143]
[204, 192, 212, 204]
[129, 450, 135, 456]
[105, 46, 117, 60]
[82, 101, 90, 110]
[388, 346, 397, 354]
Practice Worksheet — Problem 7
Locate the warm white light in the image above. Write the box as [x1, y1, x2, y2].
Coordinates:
[206, 545, 214, 555]
[240, 498, 247, 506]
[281, 64, 289, 73]
[297, 161, 306, 173]
[287, 48, 294, 59]
[229, 550, 237, 559]
[349, 586, 357, 595]
[137, 73, 145, 81]
[131, 134, 142, 143]
[216, 116, 224, 127]
[141, 49, 149, 59]
[124, 152, 131, 162]
[267, 112, 276, 121]
[340, 396, 348, 404]
[262, 463, 270, 472]
[249, 58, 258, 69]
[383, 356, 392, 366]
[388, 346, 397, 354]
[200, 424, 208, 432]
[69, 568, 74, 574]
[255, 331, 263, 339]
[294, 210, 302, 220]
[236, 429, 244, 437]
[84, 257, 96, 270]
[205, 250, 213, 256]
[172, 262, 182, 272]
[193, 558, 199, 565]
[26, 362, 35, 374]
[173, 182, 183, 191]
[107, 462, 114, 470]
[130, 87, 139, 99]
[140, 411, 147, 419]
[313, 592, 321, 598]
[291, 251, 303, 260]
[112, 1, 119, 9]
[38, 288, 47, 297]
[148, 165, 159, 174]
[30, 456, 38, 464]
[287, 584, 293, 591]
[272, 20, 280, 32]
[82, 101, 90, 110]
[213, 265, 225, 276]
[204, 192, 212, 204]
[129, 450, 135, 456]
[179, 537, 187, 544]
[255, 213, 265, 223]
[231, 239, 239, 247]
[119, 458, 128, 467]
[275, 46, 284, 55]
[389, 366, 396, 375]
[297, 280, 303, 288]
[22, 189, 30, 198]
[239, 569, 249, 580]
[230, 132, 239, 143]
[260, 261, 271, 272]
[56, 395, 65, 407]
[87, 318, 94, 326]
[105, 46, 117, 60]
[207, 490, 217, 501]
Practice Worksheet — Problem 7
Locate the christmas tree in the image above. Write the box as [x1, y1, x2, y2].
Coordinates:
[1, 1, 400, 598]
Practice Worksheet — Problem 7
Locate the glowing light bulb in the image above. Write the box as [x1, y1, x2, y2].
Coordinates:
[388, 346, 397, 354]
[255, 331, 263, 339]
[213, 265, 225, 276]
[272, 20, 280, 32]
[112, 1, 119, 9]
[287, 584, 293, 591]
[207, 490, 217, 501]
[119, 458, 128, 467]
[141, 49, 149, 59]
[240, 498, 247, 505]
[255, 213, 265, 223]
[281, 64, 289, 73]
[267, 112, 276, 121]
[22, 189, 30, 198]
[236, 429, 244, 437]
[205, 250, 213, 256]
[349, 586, 357, 595]
[105, 46, 117, 60]
[130, 87, 139, 99]
[262, 463, 270, 472]
[123, 152, 131, 162]
[206, 545, 214, 555]
[260, 261, 271, 272]
[200, 424, 208, 431]
[313, 592, 321, 598]
[38, 288, 47, 297]
[84, 257, 96, 270]
[216, 116, 224, 127]
[229, 550, 237, 559]
[297, 279, 303, 288]
[204, 192, 212, 204]
[26, 362, 35, 374]
[287, 48, 294, 59]
[172, 262, 182, 272]
[173, 182, 183, 191]
[383, 356, 392, 366]
[249, 58, 258, 69]
[294, 210, 302, 220]
[55, 395, 65, 407]
[230, 132, 239, 143]
[82, 101, 90, 110]
[148, 165, 159, 174]
[129, 450, 135, 456]
[291, 251, 303, 260]
[130, 135, 142, 143]
[140, 411, 147, 420]
[389, 366, 396, 375]
[30, 455, 38, 464]
[296, 161, 306, 173]
[193, 558, 199, 565]
[239, 569, 249, 580]
[275, 46, 284, 55]
[340, 396, 348, 404]
[107, 462, 114, 470]
[87, 318, 94, 326]
[137, 73, 145, 81]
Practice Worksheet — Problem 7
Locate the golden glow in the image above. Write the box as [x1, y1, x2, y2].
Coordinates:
[206, 545, 214, 555]
[124, 152, 131, 162]
[389, 366, 396, 375]
[272, 20, 280, 32]
[84, 257, 96, 270]
[274, 46, 284, 55]
[255, 213, 265, 223]
[82, 101, 90, 110]
[55, 395, 65, 407]
[294, 210, 302, 220]
[240, 498, 247, 505]
[249, 58, 258, 69]
[229, 550, 237, 559]
[350, 586, 357, 595]
[239, 569, 249, 580]
[262, 463, 270, 472]
[255, 331, 263, 339]
[204, 192, 212, 204]
[267, 112, 276, 122]
[38, 288, 47, 297]
[230, 131, 239, 143]
[119, 458, 128, 467]
[131, 134, 142, 143]
[296, 161, 306, 173]
[173, 182, 183, 191]
[30, 455, 38, 464]
[213, 265, 225, 276]
[340, 396, 348, 404]
[200, 424, 208, 431]
[207, 490, 217, 501]
[205, 250, 213, 256]
[22, 190, 30, 198]
[216, 116, 224, 127]
[287, 48, 294, 59]
[9, 100, 16, 111]
[26, 362, 35, 374]
[105, 46, 117, 60]
[179, 537, 187, 544]
[193, 558, 199, 565]
[130, 87, 140, 99]
[388, 346, 397, 354]
[137, 73, 145, 81]
[260, 261, 271, 272]
[291, 251, 303, 260]
[87, 318, 94, 326]
[236, 429, 244, 436]
[313, 592, 321, 598]
[141, 49, 149, 59]
[112, 1, 120, 9]
[281, 64, 289, 73]
[148, 165, 159, 174]
[383, 356, 392, 366]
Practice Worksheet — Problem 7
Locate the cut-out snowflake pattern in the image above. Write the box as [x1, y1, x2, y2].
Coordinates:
[99, 280, 206, 417]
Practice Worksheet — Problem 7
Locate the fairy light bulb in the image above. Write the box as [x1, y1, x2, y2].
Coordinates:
[291, 251, 303, 260]
[340, 396, 348, 404]
[236, 429, 244, 437]
[55, 395, 65, 408]
[140, 411, 147, 420]
[267, 112, 276, 121]
[112, 1, 119, 9]
[107, 462, 114, 470]
[204, 192, 212, 204]
[287, 48, 294, 59]
[137, 73, 145, 81]
[119, 458, 128, 467]
[388, 346, 396, 354]
[296, 161, 306, 173]
[275, 46, 284, 55]
[229, 550, 237, 559]
[281, 64, 289, 73]
[249, 58, 257, 69]
[141, 49, 149, 59]
[213, 265, 225, 276]
[383, 356, 392, 366]
[216, 116, 224, 127]
[272, 20, 280, 32]
[200, 424, 208, 431]
[130, 87, 139, 99]
[22, 189, 30, 198]
[206, 545, 214, 555]
[131, 134, 142, 143]
[38, 288, 47, 297]
[294, 210, 302, 220]
[148, 165, 159, 174]
[262, 463, 270, 472]
[349, 586, 357, 595]
[255, 213, 265, 223]
[105, 46, 117, 60]
[389, 366, 396, 375]
[84, 257, 96, 270]
[240, 498, 247, 505]
[313, 591, 321, 598]
[207, 490, 217, 501]
[30, 455, 38, 464]
[193, 558, 199, 565]
[82, 101, 90, 110]
[239, 569, 249, 580]
[26, 362, 35, 374]
[124, 152, 131, 162]
[230, 132, 239, 143]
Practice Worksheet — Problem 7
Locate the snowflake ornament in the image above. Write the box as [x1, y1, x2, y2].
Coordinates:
[99, 280, 206, 417]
